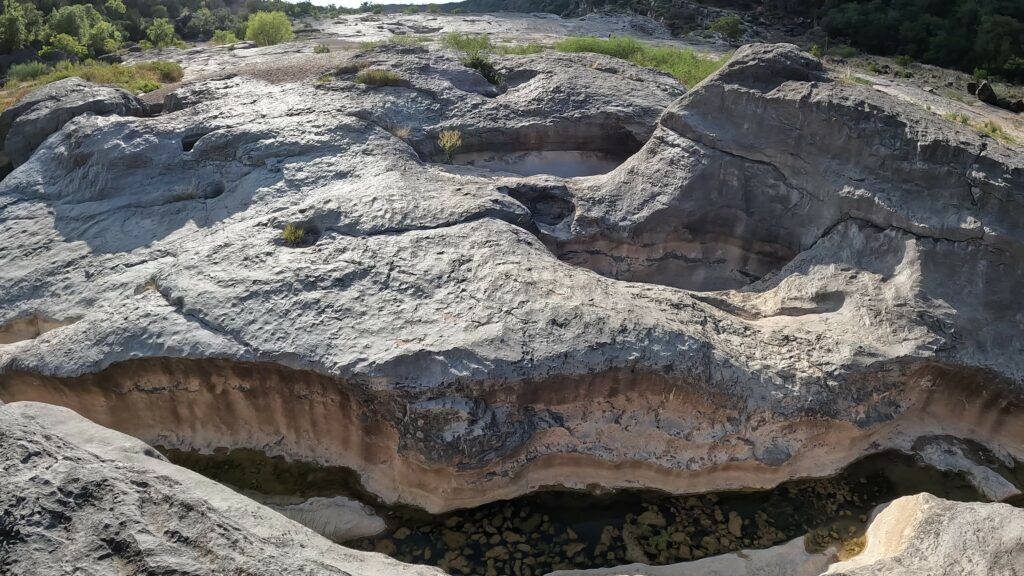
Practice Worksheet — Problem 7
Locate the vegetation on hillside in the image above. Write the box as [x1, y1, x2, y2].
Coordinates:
[1, 59, 182, 111]
[554, 36, 730, 87]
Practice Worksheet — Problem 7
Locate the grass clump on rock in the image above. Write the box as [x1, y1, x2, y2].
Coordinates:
[437, 129, 462, 163]
[554, 36, 729, 88]
[282, 223, 305, 246]
[245, 11, 294, 47]
[314, 43, 331, 54]
[355, 68, 404, 86]
[442, 32, 491, 54]
[497, 43, 545, 55]
[442, 32, 503, 85]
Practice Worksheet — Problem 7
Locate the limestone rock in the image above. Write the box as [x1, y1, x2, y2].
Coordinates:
[0, 401, 442, 576]
[0, 42, 1021, 520]
[544, 536, 833, 576]
[0, 76, 147, 169]
[825, 494, 1024, 575]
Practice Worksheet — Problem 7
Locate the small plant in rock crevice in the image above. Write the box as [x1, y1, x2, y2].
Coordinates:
[355, 68, 404, 86]
[282, 223, 305, 246]
[462, 53, 503, 86]
[437, 129, 462, 163]
[314, 43, 330, 54]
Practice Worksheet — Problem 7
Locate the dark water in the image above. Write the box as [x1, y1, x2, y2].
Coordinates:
[162, 447, 1014, 576]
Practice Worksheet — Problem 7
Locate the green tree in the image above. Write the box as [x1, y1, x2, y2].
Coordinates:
[105, 0, 126, 16]
[244, 11, 293, 46]
[0, 0, 28, 53]
[185, 7, 218, 40]
[86, 19, 123, 55]
[146, 18, 176, 48]
[427, 4, 440, 13]
[47, 4, 103, 43]
[45, 32, 87, 58]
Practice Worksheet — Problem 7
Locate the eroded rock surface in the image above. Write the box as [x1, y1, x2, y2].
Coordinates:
[0, 401, 441, 576]
[0, 42, 1022, 519]
[825, 493, 1024, 575]
[0, 76, 147, 170]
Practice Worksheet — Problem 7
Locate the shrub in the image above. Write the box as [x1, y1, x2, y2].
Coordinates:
[895, 55, 912, 67]
[86, 20, 122, 55]
[6, 61, 49, 83]
[133, 60, 184, 82]
[354, 68, 404, 86]
[555, 36, 729, 88]
[442, 32, 491, 56]
[126, 78, 160, 93]
[146, 18, 177, 49]
[826, 44, 859, 58]
[451, 8, 465, 14]
[437, 129, 462, 162]
[282, 223, 305, 246]
[427, 4, 440, 13]
[211, 29, 238, 45]
[809, 43, 823, 58]
[462, 52, 502, 85]
[314, 43, 330, 53]
[708, 15, 743, 41]
[245, 11, 293, 47]
[497, 42, 544, 55]
[402, 6, 418, 15]
[45, 33, 88, 59]
[372, 6, 383, 14]
[385, 123, 411, 139]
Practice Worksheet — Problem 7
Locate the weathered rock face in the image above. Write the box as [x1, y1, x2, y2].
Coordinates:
[0, 76, 148, 170]
[0, 401, 442, 576]
[825, 493, 1024, 575]
[0, 42, 1021, 521]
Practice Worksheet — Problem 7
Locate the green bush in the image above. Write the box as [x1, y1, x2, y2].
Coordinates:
[211, 29, 239, 45]
[427, 4, 441, 13]
[282, 223, 305, 246]
[437, 129, 462, 162]
[354, 68, 404, 86]
[314, 43, 330, 53]
[44, 33, 88, 59]
[442, 32, 491, 56]
[6, 61, 49, 83]
[462, 53, 503, 85]
[146, 18, 177, 49]
[809, 43, 823, 58]
[126, 78, 160, 93]
[895, 55, 913, 67]
[245, 11, 293, 47]
[86, 20, 122, 55]
[555, 36, 729, 88]
[402, 6, 418, 15]
[708, 15, 743, 41]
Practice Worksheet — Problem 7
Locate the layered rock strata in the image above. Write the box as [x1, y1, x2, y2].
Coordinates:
[0, 44, 1021, 516]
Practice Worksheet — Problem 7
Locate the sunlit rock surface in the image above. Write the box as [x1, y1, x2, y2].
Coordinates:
[0, 41, 1021, 523]
[0, 401, 442, 576]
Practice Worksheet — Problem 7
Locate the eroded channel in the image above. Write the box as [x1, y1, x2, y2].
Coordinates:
[161, 447, 1014, 575]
